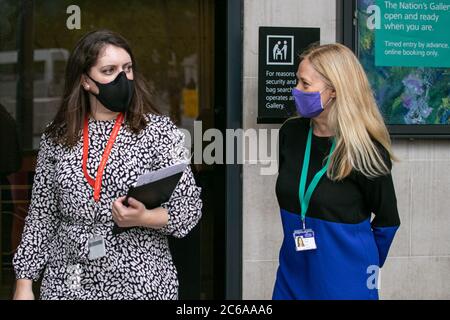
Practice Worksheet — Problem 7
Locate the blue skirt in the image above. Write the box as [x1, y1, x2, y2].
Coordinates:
[273, 209, 386, 300]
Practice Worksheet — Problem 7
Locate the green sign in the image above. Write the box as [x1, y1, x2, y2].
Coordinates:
[375, 0, 450, 68]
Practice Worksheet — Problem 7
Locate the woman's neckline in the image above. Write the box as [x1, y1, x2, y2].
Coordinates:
[88, 114, 120, 123]
[312, 131, 334, 139]
[309, 124, 334, 139]
[307, 119, 334, 139]
[88, 110, 123, 121]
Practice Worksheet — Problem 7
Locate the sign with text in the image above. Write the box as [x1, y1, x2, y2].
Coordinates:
[258, 27, 320, 123]
[375, 0, 450, 68]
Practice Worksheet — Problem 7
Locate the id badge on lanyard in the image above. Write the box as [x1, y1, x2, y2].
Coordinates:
[83, 113, 123, 261]
[88, 235, 106, 260]
[88, 199, 106, 261]
[293, 228, 317, 251]
[295, 126, 336, 253]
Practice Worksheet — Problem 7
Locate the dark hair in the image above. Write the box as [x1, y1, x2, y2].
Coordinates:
[46, 29, 160, 147]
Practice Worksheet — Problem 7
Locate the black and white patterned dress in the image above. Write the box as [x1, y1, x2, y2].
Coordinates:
[13, 113, 202, 300]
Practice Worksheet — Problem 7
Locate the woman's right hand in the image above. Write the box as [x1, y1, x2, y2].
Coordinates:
[13, 279, 35, 300]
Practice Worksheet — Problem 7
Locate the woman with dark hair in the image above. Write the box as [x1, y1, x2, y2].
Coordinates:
[12, 30, 202, 300]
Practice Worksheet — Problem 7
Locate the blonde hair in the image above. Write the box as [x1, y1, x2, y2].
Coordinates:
[300, 43, 396, 181]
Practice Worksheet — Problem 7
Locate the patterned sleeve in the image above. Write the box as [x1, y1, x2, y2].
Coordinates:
[148, 116, 202, 239]
[13, 132, 61, 280]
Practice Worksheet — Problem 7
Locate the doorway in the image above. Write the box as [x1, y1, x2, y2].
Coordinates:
[0, 0, 242, 300]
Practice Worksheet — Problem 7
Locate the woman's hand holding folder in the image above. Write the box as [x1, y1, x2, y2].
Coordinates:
[111, 161, 189, 235]
[112, 196, 169, 229]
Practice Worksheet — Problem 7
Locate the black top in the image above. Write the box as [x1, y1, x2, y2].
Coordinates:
[276, 117, 400, 227]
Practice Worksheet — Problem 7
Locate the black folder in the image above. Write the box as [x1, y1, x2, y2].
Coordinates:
[112, 162, 188, 235]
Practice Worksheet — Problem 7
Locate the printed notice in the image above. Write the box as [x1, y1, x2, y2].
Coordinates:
[375, 0, 450, 68]
[258, 27, 320, 123]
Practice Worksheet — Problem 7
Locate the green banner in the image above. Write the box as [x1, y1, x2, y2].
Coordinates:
[375, 0, 450, 68]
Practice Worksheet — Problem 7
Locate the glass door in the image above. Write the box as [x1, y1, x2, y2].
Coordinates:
[0, 0, 226, 299]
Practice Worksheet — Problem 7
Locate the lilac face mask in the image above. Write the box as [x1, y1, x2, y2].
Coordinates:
[292, 88, 331, 118]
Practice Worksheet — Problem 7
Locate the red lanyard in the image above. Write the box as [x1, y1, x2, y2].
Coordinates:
[83, 113, 124, 202]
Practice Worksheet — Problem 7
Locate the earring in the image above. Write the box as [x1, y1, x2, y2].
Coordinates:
[85, 84, 90, 90]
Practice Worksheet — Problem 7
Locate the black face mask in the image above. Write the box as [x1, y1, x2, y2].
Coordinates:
[87, 71, 134, 112]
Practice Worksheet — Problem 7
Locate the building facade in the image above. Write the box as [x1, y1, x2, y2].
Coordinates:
[0, 0, 449, 299]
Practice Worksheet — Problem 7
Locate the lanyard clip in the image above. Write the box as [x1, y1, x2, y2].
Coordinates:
[302, 219, 306, 230]
[91, 198, 99, 225]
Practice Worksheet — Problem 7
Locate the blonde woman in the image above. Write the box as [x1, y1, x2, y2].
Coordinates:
[273, 43, 400, 300]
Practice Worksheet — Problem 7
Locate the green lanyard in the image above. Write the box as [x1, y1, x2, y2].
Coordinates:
[298, 126, 336, 230]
